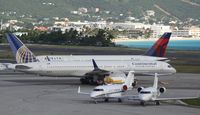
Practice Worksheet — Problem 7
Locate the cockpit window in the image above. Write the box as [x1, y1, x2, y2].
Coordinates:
[168, 65, 172, 68]
[140, 91, 151, 94]
[93, 89, 104, 91]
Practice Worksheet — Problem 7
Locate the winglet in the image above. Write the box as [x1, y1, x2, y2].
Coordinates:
[78, 86, 81, 93]
[92, 59, 99, 70]
[144, 32, 172, 57]
[153, 73, 158, 89]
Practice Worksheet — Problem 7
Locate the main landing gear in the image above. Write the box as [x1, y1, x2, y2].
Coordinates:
[155, 101, 160, 105]
[140, 101, 145, 106]
[80, 75, 104, 85]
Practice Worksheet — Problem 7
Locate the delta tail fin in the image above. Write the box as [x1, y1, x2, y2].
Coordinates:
[6, 33, 37, 63]
[144, 32, 171, 57]
[153, 73, 158, 89]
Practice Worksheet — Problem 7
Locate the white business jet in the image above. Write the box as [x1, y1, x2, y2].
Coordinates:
[128, 73, 199, 106]
[78, 71, 135, 103]
[0, 63, 7, 70]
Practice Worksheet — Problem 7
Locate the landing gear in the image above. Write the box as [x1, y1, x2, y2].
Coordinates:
[140, 101, 145, 106]
[155, 101, 160, 105]
[104, 98, 109, 102]
[94, 100, 98, 104]
[118, 98, 122, 103]
[80, 75, 104, 85]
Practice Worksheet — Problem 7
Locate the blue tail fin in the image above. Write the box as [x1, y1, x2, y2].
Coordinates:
[144, 32, 171, 57]
[6, 33, 37, 63]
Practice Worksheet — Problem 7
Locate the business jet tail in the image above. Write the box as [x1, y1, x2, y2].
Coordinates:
[123, 71, 135, 88]
[153, 73, 158, 89]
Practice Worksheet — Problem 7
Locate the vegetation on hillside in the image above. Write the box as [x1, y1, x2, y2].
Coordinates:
[0, 0, 200, 21]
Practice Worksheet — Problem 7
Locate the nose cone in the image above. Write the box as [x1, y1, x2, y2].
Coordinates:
[90, 92, 98, 98]
[170, 67, 176, 74]
[139, 94, 151, 101]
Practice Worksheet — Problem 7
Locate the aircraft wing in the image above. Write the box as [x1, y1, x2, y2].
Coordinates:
[155, 96, 200, 101]
[135, 73, 174, 76]
[124, 95, 140, 100]
[77, 86, 90, 95]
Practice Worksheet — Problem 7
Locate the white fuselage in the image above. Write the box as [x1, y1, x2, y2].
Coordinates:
[0, 63, 7, 70]
[139, 87, 159, 101]
[9, 60, 176, 77]
[37, 55, 169, 62]
[90, 84, 125, 99]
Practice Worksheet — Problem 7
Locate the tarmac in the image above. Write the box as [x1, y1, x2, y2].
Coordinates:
[0, 71, 199, 115]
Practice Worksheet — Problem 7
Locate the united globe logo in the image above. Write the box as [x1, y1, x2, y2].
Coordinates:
[16, 45, 37, 63]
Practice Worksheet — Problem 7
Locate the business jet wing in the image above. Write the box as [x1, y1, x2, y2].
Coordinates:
[77, 86, 90, 95]
[124, 95, 140, 100]
[155, 96, 200, 101]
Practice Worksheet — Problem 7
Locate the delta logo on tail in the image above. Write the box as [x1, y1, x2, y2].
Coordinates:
[145, 32, 171, 57]
[6, 33, 37, 63]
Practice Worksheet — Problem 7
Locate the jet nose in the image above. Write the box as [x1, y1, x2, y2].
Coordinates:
[90, 92, 97, 98]
[172, 67, 176, 74]
[139, 94, 151, 101]
[139, 95, 147, 101]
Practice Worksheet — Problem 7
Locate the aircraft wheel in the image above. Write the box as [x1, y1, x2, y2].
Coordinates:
[156, 101, 160, 105]
[105, 98, 109, 102]
[96, 80, 104, 85]
[140, 101, 145, 106]
[80, 78, 87, 84]
[118, 98, 122, 103]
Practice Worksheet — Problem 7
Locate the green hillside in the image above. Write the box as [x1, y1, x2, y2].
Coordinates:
[0, 0, 200, 21]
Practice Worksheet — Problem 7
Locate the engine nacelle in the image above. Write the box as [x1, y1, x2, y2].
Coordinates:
[159, 87, 166, 93]
[122, 85, 128, 91]
[137, 87, 144, 93]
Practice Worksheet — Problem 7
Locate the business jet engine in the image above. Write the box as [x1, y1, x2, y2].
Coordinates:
[159, 87, 166, 93]
[137, 87, 144, 93]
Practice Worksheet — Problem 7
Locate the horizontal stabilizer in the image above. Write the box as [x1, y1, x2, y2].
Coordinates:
[77, 86, 90, 95]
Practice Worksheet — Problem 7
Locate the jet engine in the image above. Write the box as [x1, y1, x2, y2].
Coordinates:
[159, 87, 166, 93]
[122, 85, 128, 91]
[137, 87, 144, 93]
